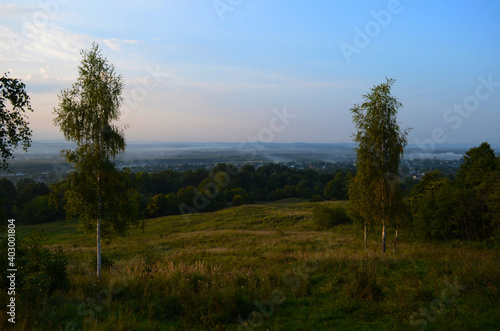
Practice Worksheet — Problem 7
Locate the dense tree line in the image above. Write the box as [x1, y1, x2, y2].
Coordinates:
[0, 178, 63, 224]
[410, 142, 500, 242]
[0, 164, 351, 225]
[136, 163, 351, 218]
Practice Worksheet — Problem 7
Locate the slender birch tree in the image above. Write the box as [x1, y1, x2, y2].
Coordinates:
[54, 43, 129, 279]
[348, 78, 410, 254]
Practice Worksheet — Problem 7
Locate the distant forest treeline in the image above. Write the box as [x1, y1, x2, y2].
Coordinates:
[0, 142, 498, 243]
[0, 163, 357, 224]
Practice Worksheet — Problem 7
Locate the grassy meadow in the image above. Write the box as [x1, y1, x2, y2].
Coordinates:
[2, 199, 499, 330]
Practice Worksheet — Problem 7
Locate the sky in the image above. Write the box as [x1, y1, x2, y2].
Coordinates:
[1, 0, 500, 147]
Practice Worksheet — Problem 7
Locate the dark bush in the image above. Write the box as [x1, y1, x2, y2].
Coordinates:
[309, 194, 324, 202]
[312, 205, 351, 230]
[232, 194, 244, 207]
[0, 230, 69, 296]
[40, 246, 69, 294]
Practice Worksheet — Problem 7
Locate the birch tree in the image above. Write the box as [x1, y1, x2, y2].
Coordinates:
[348, 78, 410, 254]
[53, 43, 133, 279]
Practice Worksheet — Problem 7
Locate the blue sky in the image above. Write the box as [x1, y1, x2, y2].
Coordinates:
[1, 0, 499, 146]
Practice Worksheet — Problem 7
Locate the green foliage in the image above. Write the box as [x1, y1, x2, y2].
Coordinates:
[324, 170, 348, 200]
[197, 176, 226, 211]
[52, 44, 127, 227]
[0, 73, 33, 170]
[487, 178, 500, 244]
[15, 178, 50, 213]
[22, 230, 69, 295]
[231, 194, 244, 207]
[457, 142, 497, 187]
[37, 246, 69, 294]
[409, 170, 446, 215]
[65, 159, 137, 238]
[47, 180, 67, 221]
[348, 78, 410, 252]
[53, 43, 134, 279]
[412, 180, 460, 241]
[0, 177, 16, 220]
[313, 204, 351, 230]
[226, 187, 250, 206]
[309, 194, 324, 202]
[411, 170, 451, 240]
[176, 186, 196, 208]
[0, 163, 352, 225]
[19, 195, 56, 224]
[139, 164, 351, 218]
[147, 193, 168, 217]
[0, 230, 69, 296]
[91, 254, 115, 271]
[410, 143, 500, 242]
[455, 142, 498, 241]
[53, 43, 125, 155]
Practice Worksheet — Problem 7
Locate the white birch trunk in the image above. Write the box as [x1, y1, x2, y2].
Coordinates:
[364, 224, 368, 251]
[382, 221, 386, 255]
[393, 229, 398, 253]
[97, 170, 101, 280]
[97, 215, 101, 280]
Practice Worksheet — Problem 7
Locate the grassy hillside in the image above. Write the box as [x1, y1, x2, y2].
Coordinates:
[2, 199, 499, 330]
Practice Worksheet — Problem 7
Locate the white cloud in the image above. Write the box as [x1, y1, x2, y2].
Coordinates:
[39, 66, 50, 78]
[0, 4, 39, 16]
[0, 20, 149, 84]
[103, 38, 145, 52]
[0, 23, 90, 65]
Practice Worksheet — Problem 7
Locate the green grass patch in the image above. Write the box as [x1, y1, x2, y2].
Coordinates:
[1, 200, 498, 330]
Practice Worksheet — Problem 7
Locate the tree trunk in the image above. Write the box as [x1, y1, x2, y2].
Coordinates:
[393, 229, 398, 253]
[97, 170, 101, 280]
[97, 216, 101, 280]
[382, 221, 386, 255]
[364, 224, 368, 251]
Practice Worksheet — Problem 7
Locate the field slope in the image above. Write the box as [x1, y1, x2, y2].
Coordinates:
[3, 199, 499, 330]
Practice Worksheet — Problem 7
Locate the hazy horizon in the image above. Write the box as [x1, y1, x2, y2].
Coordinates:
[15, 139, 500, 157]
[24, 139, 500, 148]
